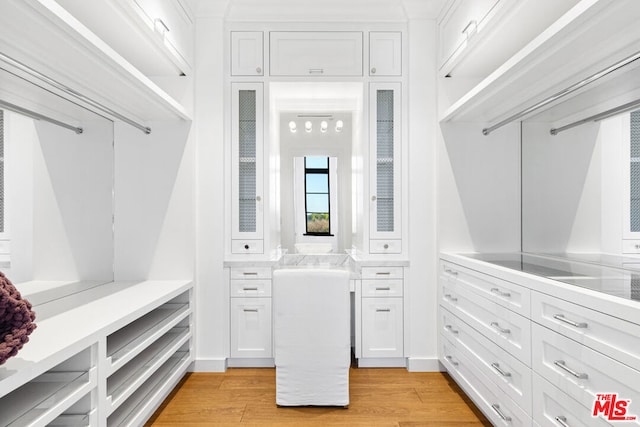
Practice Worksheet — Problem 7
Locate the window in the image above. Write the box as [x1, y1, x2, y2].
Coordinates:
[304, 156, 331, 235]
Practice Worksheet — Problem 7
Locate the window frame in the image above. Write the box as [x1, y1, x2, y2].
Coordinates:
[303, 156, 333, 236]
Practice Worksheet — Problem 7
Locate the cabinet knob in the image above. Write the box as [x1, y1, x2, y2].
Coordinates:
[256, 67, 262, 74]
[371, 67, 377, 74]
[244, 244, 250, 250]
[383, 244, 389, 249]
[256, 195, 261, 202]
[371, 195, 377, 201]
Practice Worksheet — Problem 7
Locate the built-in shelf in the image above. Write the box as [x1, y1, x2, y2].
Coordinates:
[440, 0, 640, 128]
[0, 0, 191, 128]
[106, 351, 191, 427]
[48, 411, 96, 427]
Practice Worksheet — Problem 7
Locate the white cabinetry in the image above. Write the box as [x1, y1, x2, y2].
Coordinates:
[369, 32, 402, 77]
[231, 83, 264, 254]
[229, 267, 273, 363]
[269, 31, 363, 76]
[231, 31, 264, 76]
[369, 83, 402, 253]
[358, 266, 404, 364]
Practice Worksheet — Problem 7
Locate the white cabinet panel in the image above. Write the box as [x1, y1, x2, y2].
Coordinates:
[229, 267, 273, 280]
[369, 32, 401, 76]
[532, 324, 640, 414]
[230, 297, 272, 358]
[369, 239, 401, 254]
[231, 31, 264, 76]
[362, 279, 403, 297]
[270, 31, 363, 76]
[361, 266, 404, 279]
[230, 279, 272, 297]
[362, 297, 403, 358]
[531, 290, 640, 372]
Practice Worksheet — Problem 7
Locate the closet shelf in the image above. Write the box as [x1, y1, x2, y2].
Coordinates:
[440, 0, 640, 128]
[48, 411, 96, 427]
[0, 0, 191, 127]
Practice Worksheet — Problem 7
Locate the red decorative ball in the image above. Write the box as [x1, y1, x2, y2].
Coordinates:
[0, 272, 37, 365]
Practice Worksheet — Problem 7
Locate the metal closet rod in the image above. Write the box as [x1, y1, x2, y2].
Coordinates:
[0, 52, 151, 135]
[482, 50, 640, 136]
[0, 99, 83, 134]
[550, 97, 640, 135]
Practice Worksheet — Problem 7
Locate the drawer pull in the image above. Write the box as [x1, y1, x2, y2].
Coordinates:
[309, 68, 324, 74]
[444, 269, 458, 276]
[376, 272, 391, 276]
[554, 360, 588, 379]
[243, 272, 259, 276]
[490, 288, 511, 298]
[243, 287, 259, 291]
[243, 308, 259, 312]
[555, 416, 570, 427]
[445, 355, 459, 366]
[375, 287, 391, 291]
[444, 294, 458, 302]
[445, 324, 459, 334]
[490, 404, 512, 422]
[491, 362, 511, 377]
[376, 308, 391, 312]
[553, 314, 588, 328]
[490, 321, 511, 334]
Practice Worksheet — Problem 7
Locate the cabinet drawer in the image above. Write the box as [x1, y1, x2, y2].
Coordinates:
[230, 297, 272, 358]
[232, 240, 264, 254]
[531, 291, 640, 372]
[440, 336, 532, 427]
[361, 266, 403, 279]
[532, 324, 640, 413]
[270, 31, 363, 76]
[230, 267, 272, 280]
[362, 279, 403, 297]
[441, 260, 530, 316]
[362, 297, 403, 358]
[369, 239, 401, 254]
[532, 373, 611, 427]
[230, 279, 271, 297]
[439, 306, 532, 414]
[441, 277, 531, 366]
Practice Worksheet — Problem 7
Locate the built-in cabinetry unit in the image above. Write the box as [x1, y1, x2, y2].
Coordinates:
[231, 32, 264, 76]
[229, 267, 273, 366]
[439, 253, 640, 426]
[0, 281, 193, 427]
[356, 264, 406, 367]
[369, 32, 402, 77]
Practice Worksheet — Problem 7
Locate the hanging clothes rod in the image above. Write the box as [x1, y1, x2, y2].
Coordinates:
[550, 98, 640, 135]
[0, 99, 83, 134]
[482, 50, 640, 136]
[0, 52, 151, 135]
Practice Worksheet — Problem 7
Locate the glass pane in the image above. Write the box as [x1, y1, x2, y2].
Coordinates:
[632, 111, 640, 232]
[306, 194, 329, 213]
[305, 156, 328, 169]
[376, 89, 394, 232]
[306, 173, 328, 193]
[239, 90, 256, 159]
[307, 213, 330, 234]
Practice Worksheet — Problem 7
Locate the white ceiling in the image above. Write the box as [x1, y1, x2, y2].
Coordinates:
[187, 0, 447, 20]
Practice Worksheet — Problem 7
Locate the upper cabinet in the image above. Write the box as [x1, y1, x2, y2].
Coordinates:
[269, 31, 363, 77]
[231, 31, 264, 76]
[55, 0, 194, 77]
[369, 32, 402, 77]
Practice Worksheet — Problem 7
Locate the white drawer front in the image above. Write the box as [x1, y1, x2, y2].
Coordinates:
[232, 239, 264, 254]
[441, 278, 531, 366]
[362, 279, 403, 297]
[361, 266, 404, 279]
[442, 260, 530, 316]
[532, 324, 640, 414]
[369, 239, 401, 254]
[532, 373, 611, 427]
[532, 291, 640, 372]
[230, 267, 272, 280]
[230, 279, 272, 297]
[440, 336, 532, 427]
[440, 306, 532, 414]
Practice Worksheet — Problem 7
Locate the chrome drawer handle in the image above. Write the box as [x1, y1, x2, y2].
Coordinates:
[554, 360, 588, 379]
[444, 269, 458, 276]
[445, 324, 459, 335]
[555, 416, 570, 427]
[243, 272, 259, 276]
[309, 68, 324, 74]
[444, 294, 458, 302]
[490, 322, 511, 334]
[376, 272, 391, 275]
[376, 308, 391, 312]
[491, 287, 511, 298]
[491, 404, 512, 422]
[491, 362, 511, 377]
[375, 287, 391, 291]
[445, 355, 459, 367]
[243, 308, 259, 312]
[553, 314, 588, 328]
[242, 287, 259, 291]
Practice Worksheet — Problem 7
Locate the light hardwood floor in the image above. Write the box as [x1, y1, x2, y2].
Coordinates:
[147, 368, 491, 426]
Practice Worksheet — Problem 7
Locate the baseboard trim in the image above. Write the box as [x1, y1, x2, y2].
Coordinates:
[357, 357, 407, 368]
[227, 358, 275, 368]
[192, 358, 228, 372]
[406, 357, 444, 372]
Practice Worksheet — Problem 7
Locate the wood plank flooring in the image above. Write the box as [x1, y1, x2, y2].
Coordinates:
[147, 368, 491, 426]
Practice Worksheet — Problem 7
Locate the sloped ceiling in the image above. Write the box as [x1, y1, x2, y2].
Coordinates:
[188, 0, 447, 20]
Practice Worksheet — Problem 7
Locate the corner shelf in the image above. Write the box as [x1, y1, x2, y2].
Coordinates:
[440, 0, 640, 127]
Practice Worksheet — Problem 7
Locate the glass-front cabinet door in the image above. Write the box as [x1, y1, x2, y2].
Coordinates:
[369, 82, 401, 253]
[231, 83, 264, 253]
